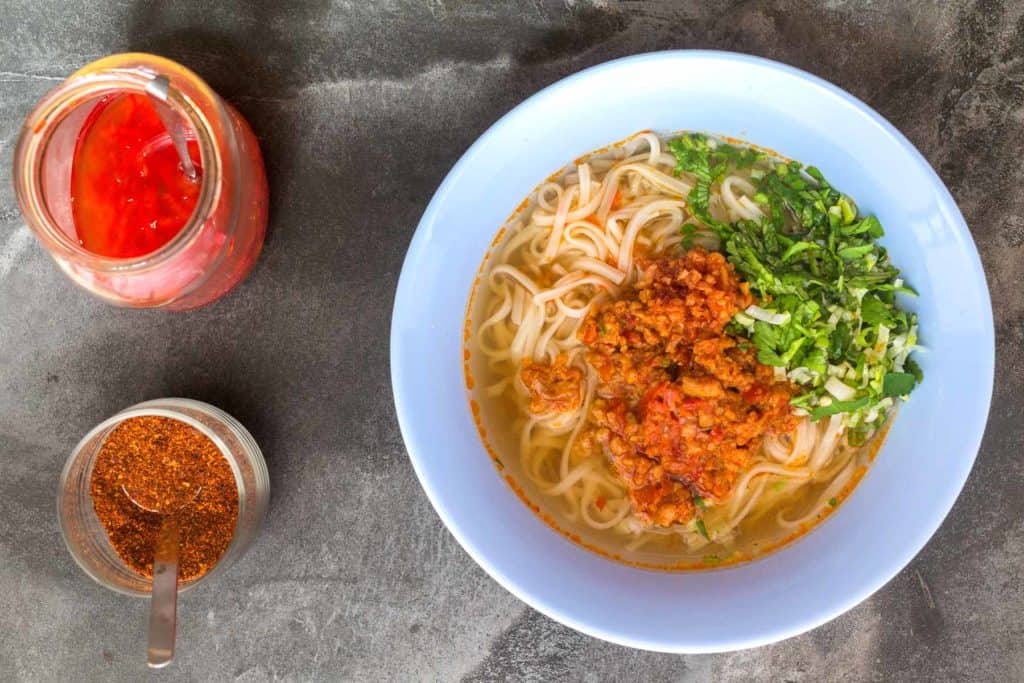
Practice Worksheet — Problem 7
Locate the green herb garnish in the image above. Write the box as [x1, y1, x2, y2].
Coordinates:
[692, 495, 706, 510]
[828, 497, 838, 507]
[669, 134, 762, 238]
[695, 518, 710, 540]
[882, 371, 916, 397]
[670, 133, 922, 444]
[681, 223, 698, 248]
[810, 396, 869, 421]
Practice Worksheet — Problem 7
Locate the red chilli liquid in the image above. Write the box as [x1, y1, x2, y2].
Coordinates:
[70, 93, 201, 258]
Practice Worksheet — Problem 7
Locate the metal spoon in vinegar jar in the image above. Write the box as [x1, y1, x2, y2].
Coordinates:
[144, 74, 199, 183]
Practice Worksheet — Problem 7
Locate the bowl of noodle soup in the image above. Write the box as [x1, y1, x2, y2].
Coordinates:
[391, 51, 993, 652]
[469, 131, 902, 570]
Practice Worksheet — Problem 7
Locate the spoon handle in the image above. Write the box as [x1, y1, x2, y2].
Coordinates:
[144, 75, 199, 182]
[147, 517, 180, 668]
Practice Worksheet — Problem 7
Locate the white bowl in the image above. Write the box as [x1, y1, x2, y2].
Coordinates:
[390, 51, 993, 653]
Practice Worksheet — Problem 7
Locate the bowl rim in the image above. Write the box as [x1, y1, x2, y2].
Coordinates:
[390, 49, 995, 652]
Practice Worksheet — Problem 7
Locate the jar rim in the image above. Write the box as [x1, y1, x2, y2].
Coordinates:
[12, 53, 225, 274]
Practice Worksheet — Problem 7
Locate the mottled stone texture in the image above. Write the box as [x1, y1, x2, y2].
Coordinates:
[0, 1, 1021, 681]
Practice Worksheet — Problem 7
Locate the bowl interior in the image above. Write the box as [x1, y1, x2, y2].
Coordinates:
[390, 51, 993, 653]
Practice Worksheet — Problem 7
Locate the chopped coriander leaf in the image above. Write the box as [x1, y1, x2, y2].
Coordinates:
[828, 497, 838, 507]
[838, 244, 874, 260]
[703, 554, 723, 564]
[669, 133, 922, 436]
[771, 479, 787, 492]
[882, 372, 916, 397]
[810, 396, 869, 420]
[781, 241, 819, 262]
[695, 518, 710, 540]
[692, 495, 706, 510]
[861, 295, 896, 326]
[597, 322, 607, 335]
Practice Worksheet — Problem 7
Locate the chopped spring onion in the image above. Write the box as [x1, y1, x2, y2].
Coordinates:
[745, 305, 791, 325]
[825, 376, 856, 401]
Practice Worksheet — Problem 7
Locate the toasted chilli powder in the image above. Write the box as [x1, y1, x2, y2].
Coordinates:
[89, 415, 239, 582]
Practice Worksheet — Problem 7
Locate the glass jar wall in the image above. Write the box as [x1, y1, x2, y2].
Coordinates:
[13, 53, 268, 310]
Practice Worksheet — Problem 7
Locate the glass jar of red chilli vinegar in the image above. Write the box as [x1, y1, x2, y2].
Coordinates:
[12, 53, 268, 310]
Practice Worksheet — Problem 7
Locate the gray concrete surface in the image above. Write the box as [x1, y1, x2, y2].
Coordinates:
[1, 1, 1021, 681]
